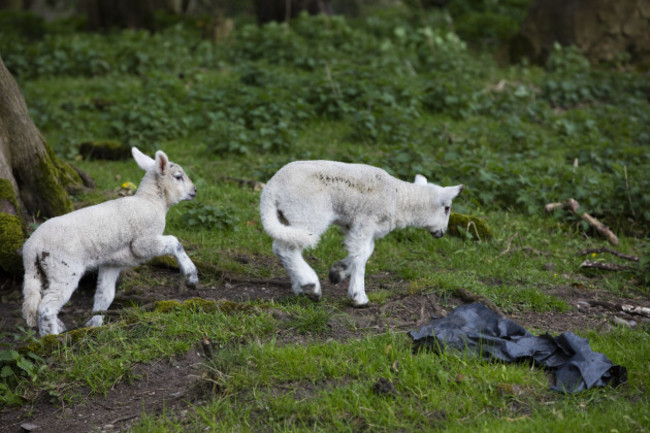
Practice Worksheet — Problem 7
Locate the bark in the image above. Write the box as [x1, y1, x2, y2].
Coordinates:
[511, 0, 650, 66]
[253, 0, 332, 24]
[0, 55, 88, 275]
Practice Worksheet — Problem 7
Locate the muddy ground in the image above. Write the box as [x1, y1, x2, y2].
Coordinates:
[1, 264, 648, 433]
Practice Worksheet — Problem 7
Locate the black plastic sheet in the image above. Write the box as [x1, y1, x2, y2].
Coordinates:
[409, 303, 627, 393]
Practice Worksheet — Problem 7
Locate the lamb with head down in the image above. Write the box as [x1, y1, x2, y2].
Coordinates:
[22, 147, 198, 336]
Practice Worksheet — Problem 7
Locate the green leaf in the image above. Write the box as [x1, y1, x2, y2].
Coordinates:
[1, 365, 14, 378]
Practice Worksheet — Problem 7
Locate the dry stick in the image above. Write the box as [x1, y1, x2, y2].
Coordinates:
[497, 232, 521, 257]
[578, 247, 639, 262]
[580, 260, 635, 271]
[324, 62, 342, 99]
[545, 198, 619, 245]
[466, 220, 481, 242]
[581, 213, 619, 245]
[587, 300, 650, 319]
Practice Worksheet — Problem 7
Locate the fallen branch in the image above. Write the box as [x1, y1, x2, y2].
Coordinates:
[544, 198, 579, 213]
[581, 213, 619, 246]
[545, 198, 619, 245]
[622, 304, 650, 318]
[587, 300, 650, 318]
[578, 247, 639, 262]
[580, 260, 635, 272]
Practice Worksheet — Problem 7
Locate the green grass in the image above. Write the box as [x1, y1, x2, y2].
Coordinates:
[1, 4, 649, 431]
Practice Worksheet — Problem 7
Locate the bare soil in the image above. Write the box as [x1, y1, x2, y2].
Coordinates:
[1, 263, 648, 433]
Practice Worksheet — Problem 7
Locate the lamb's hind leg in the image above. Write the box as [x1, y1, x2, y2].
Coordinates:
[38, 266, 84, 336]
[86, 266, 122, 328]
[343, 231, 375, 308]
[272, 241, 321, 301]
[131, 235, 198, 288]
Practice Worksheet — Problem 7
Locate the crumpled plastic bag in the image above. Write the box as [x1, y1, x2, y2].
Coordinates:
[409, 303, 627, 393]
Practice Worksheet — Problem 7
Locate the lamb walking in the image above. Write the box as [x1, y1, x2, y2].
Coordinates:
[22, 147, 198, 336]
[260, 160, 463, 307]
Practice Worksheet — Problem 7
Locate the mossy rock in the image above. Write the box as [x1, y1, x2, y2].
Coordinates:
[447, 212, 493, 240]
[79, 140, 131, 161]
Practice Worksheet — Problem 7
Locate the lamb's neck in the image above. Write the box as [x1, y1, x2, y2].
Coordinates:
[135, 173, 170, 211]
[394, 182, 433, 229]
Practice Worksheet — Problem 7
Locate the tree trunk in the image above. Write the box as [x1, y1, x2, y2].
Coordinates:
[510, 0, 650, 66]
[253, 0, 332, 25]
[0, 55, 88, 275]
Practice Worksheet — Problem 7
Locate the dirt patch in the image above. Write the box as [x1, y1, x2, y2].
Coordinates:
[0, 350, 205, 433]
[1, 263, 649, 432]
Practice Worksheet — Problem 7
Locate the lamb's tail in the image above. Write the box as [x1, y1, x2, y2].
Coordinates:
[21, 245, 42, 327]
[260, 190, 319, 250]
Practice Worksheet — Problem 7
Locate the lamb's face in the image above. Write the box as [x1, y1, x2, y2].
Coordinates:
[424, 184, 464, 238]
[163, 163, 197, 205]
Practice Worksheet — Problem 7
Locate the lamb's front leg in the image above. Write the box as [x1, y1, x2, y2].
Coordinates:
[86, 266, 121, 328]
[344, 235, 375, 308]
[131, 235, 198, 288]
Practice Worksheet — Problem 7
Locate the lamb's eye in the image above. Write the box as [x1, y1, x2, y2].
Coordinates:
[444, 205, 451, 215]
[174, 173, 183, 180]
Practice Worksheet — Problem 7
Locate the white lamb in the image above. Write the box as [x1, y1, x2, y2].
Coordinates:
[260, 160, 463, 307]
[22, 147, 199, 336]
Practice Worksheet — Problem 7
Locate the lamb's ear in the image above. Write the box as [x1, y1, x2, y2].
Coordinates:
[414, 174, 428, 185]
[444, 184, 464, 200]
[155, 150, 169, 175]
[132, 147, 155, 171]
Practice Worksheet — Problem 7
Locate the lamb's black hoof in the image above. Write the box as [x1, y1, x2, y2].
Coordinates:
[329, 261, 348, 284]
[301, 284, 321, 302]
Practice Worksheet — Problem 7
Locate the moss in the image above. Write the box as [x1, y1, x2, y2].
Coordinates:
[0, 178, 19, 212]
[0, 179, 24, 275]
[0, 214, 24, 274]
[79, 140, 130, 161]
[20, 327, 101, 357]
[447, 212, 493, 240]
[35, 148, 75, 217]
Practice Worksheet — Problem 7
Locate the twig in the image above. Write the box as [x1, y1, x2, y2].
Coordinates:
[324, 62, 342, 99]
[580, 260, 635, 271]
[497, 232, 521, 257]
[110, 413, 139, 425]
[581, 213, 619, 245]
[545, 198, 619, 245]
[587, 300, 650, 318]
[466, 220, 481, 242]
[544, 198, 579, 213]
[578, 247, 639, 262]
